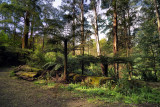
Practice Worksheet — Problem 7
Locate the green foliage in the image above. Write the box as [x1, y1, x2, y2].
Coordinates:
[43, 62, 56, 70]
[43, 52, 63, 71]
[47, 82, 55, 87]
[132, 19, 160, 81]
[9, 70, 16, 77]
[86, 63, 102, 76]
[44, 52, 62, 62]
[62, 81, 160, 104]
[34, 80, 47, 85]
[0, 30, 9, 46]
[27, 46, 46, 68]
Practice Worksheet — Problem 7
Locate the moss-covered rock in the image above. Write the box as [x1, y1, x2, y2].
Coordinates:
[69, 73, 113, 87]
[14, 65, 43, 81]
[15, 65, 42, 72]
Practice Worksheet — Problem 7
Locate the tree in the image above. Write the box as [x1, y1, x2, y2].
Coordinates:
[112, 0, 119, 78]
[80, 0, 85, 74]
[89, 0, 108, 76]
[153, 0, 160, 38]
[132, 0, 160, 81]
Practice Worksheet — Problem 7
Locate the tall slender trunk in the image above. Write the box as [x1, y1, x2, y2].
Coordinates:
[93, 1, 108, 76]
[72, 0, 76, 55]
[127, 8, 132, 80]
[93, 2, 100, 56]
[63, 39, 68, 81]
[113, 0, 119, 79]
[80, 0, 84, 74]
[22, 11, 30, 49]
[153, 0, 160, 38]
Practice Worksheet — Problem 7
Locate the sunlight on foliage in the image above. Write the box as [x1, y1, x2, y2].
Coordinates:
[61, 82, 160, 104]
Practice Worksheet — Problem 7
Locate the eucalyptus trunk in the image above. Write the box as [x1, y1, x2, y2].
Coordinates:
[22, 11, 30, 49]
[80, 0, 85, 74]
[153, 0, 160, 38]
[113, 0, 119, 79]
[63, 39, 68, 81]
[72, 0, 76, 55]
[93, 1, 108, 76]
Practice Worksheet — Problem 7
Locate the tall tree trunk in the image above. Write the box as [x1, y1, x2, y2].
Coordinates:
[94, 4, 100, 56]
[80, 0, 85, 75]
[127, 7, 133, 80]
[72, 0, 76, 55]
[63, 39, 68, 81]
[113, 0, 119, 79]
[22, 11, 30, 49]
[154, 0, 160, 38]
[93, 1, 108, 76]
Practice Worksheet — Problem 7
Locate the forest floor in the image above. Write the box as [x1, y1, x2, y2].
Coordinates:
[0, 68, 158, 107]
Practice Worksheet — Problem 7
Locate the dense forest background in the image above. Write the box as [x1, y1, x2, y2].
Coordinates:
[0, 0, 160, 105]
[1, 0, 160, 81]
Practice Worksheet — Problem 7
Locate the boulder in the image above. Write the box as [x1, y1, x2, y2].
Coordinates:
[68, 73, 113, 87]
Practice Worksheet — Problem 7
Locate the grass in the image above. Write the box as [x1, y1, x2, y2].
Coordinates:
[34, 79, 55, 89]
[60, 82, 160, 104]
[34, 80, 47, 85]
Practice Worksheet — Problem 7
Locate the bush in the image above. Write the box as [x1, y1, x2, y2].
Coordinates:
[10, 70, 16, 77]
[27, 46, 46, 68]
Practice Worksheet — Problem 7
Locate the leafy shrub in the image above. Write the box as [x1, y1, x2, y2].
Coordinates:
[43, 62, 56, 70]
[10, 70, 16, 77]
[0, 30, 9, 46]
[27, 46, 46, 68]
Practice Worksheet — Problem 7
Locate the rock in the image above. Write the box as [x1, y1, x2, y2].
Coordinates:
[68, 73, 113, 87]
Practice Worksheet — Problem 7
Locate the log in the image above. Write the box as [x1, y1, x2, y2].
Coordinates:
[14, 65, 43, 81]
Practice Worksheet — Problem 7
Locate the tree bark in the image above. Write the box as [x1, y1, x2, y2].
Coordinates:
[153, 0, 160, 38]
[80, 0, 85, 75]
[63, 39, 68, 81]
[72, 0, 76, 55]
[22, 11, 30, 49]
[113, 0, 119, 79]
[93, 0, 108, 76]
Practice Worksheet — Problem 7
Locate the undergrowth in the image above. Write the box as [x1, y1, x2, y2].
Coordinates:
[34, 80, 55, 88]
[9, 70, 16, 77]
[61, 82, 160, 104]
